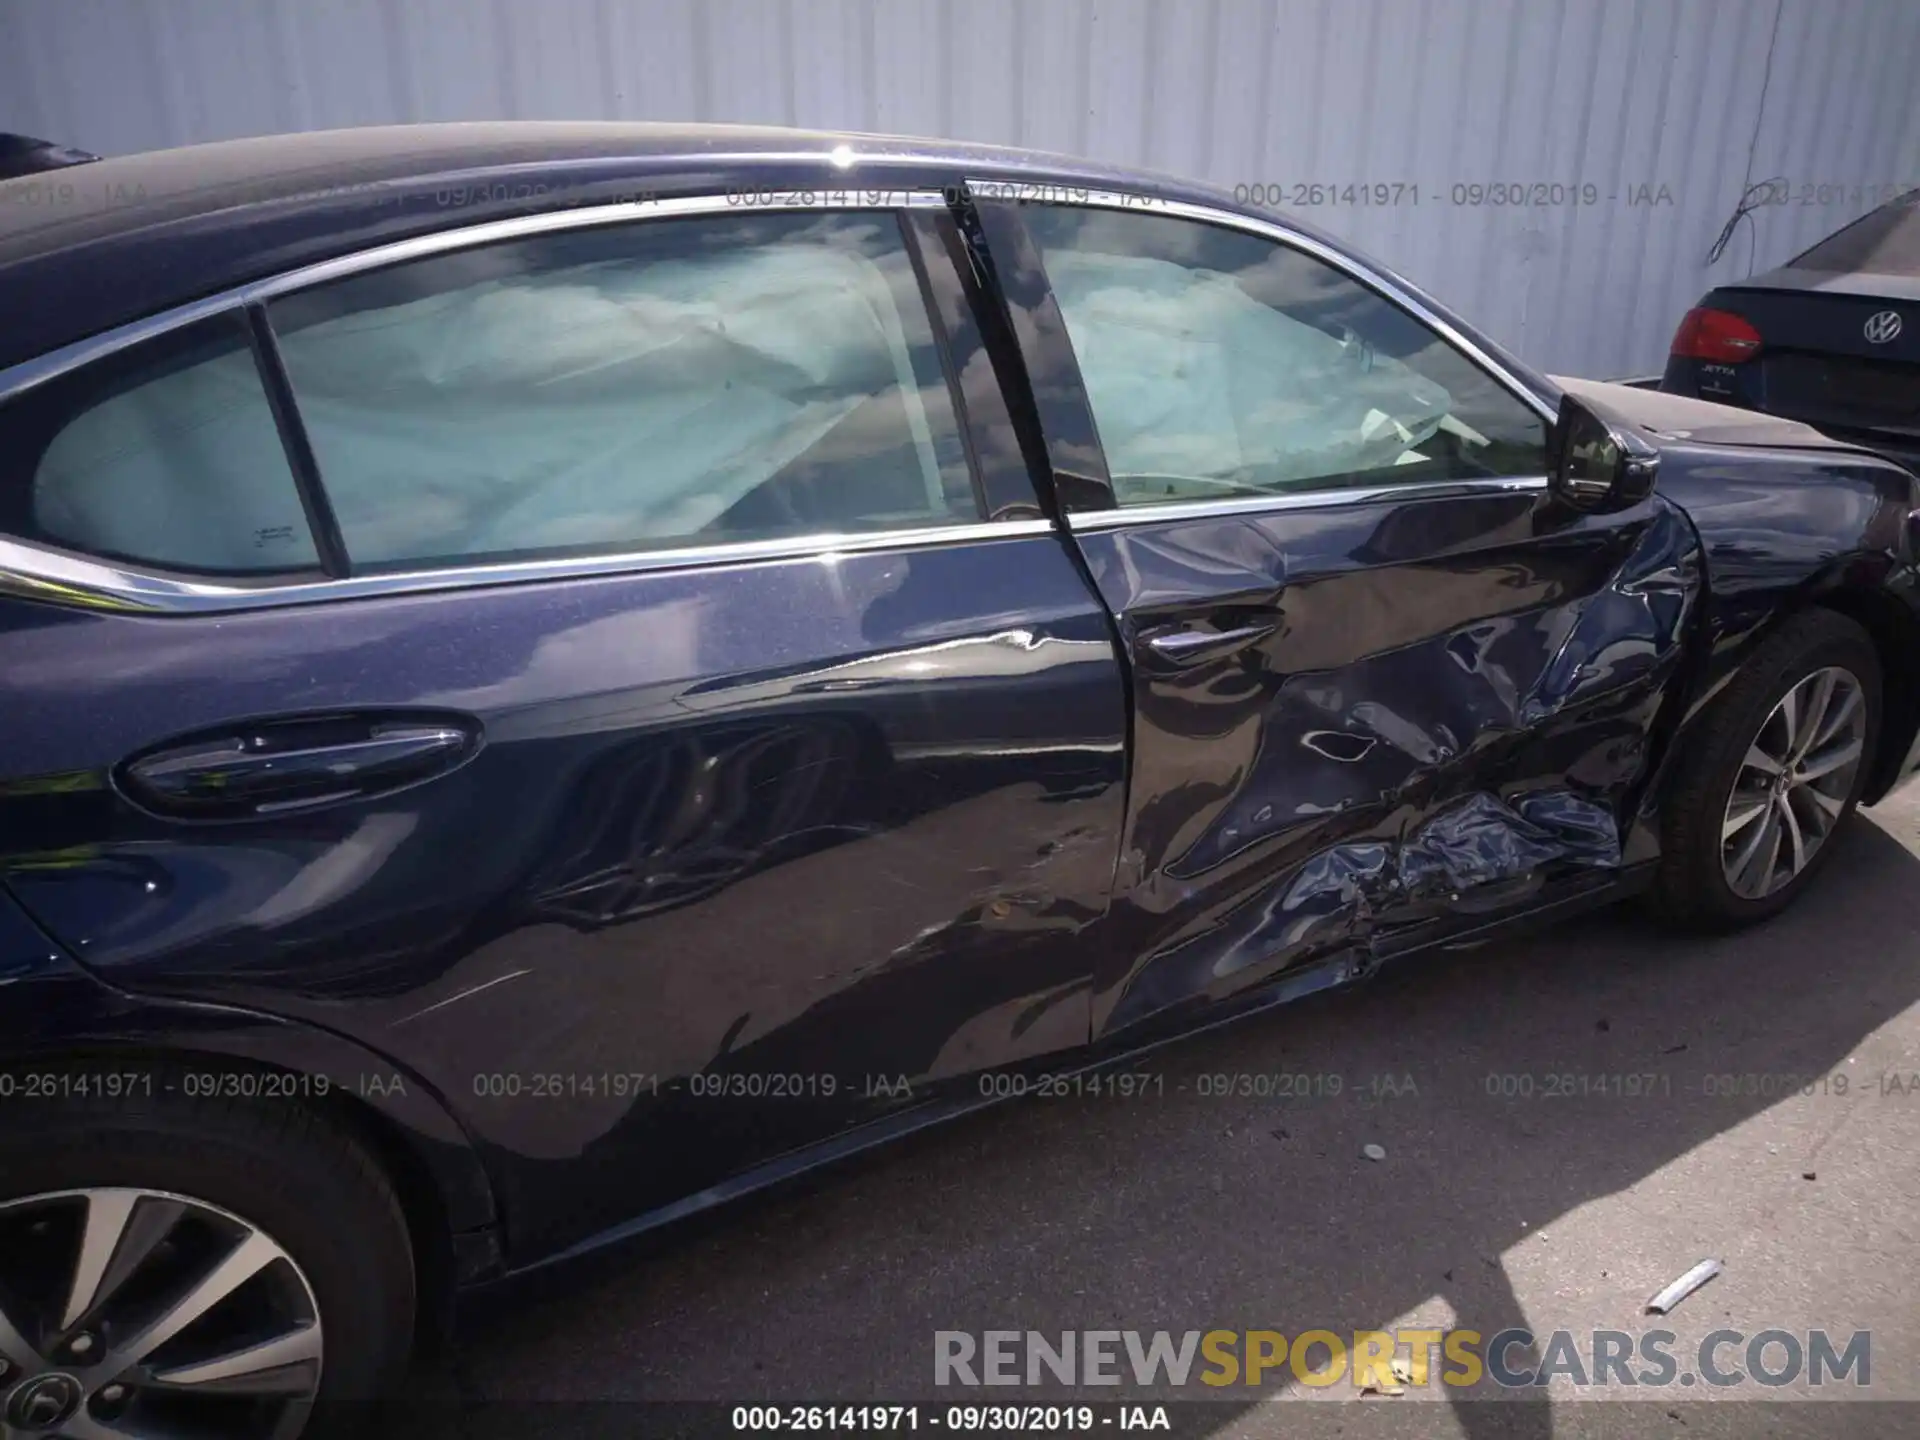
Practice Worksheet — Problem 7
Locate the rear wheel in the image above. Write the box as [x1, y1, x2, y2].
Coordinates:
[0, 1077, 415, 1439]
[1655, 608, 1881, 929]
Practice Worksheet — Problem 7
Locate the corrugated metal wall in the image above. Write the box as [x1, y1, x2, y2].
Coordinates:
[4, 0, 1918, 377]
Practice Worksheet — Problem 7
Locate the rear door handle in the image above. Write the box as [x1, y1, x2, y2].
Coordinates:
[1140, 621, 1277, 666]
[120, 716, 480, 819]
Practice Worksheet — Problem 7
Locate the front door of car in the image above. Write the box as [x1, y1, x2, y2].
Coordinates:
[0, 195, 1129, 1256]
[968, 197, 1699, 1041]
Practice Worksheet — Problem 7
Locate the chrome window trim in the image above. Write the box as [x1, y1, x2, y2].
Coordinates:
[1064, 475, 1550, 531]
[0, 190, 955, 405]
[0, 181, 1560, 612]
[0, 519, 1059, 615]
[0, 188, 1006, 615]
[966, 182, 1562, 427]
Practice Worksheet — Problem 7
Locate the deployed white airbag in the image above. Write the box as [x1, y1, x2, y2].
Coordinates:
[1043, 250, 1455, 500]
[277, 241, 946, 564]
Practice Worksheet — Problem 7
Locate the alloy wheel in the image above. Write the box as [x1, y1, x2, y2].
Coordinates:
[1721, 665, 1867, 900]
[0, 1188, 321, 1440]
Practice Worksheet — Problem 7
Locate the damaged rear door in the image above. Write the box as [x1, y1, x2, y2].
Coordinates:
[970, 196, 1700, 1039]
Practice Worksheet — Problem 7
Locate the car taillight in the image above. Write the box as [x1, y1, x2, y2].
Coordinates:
[1671, 307, 1763, 363]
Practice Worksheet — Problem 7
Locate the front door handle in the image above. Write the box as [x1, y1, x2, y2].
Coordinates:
[120, 716, 480, 819]
[1140, 621, 1277, 666]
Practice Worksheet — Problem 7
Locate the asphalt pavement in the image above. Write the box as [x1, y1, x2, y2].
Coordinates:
[404, 790, 1920, 1439]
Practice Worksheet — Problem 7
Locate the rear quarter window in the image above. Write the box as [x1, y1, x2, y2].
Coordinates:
[0, 313, 320, 574]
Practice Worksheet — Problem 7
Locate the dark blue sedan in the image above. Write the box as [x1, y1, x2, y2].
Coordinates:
[2, 124, 1918, 1437]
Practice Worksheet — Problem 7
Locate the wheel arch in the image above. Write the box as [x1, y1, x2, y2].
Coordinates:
[1808, 584, 1920, 803]
[0, 1029, 501, 1354]
[1636, 569, 1920, 839]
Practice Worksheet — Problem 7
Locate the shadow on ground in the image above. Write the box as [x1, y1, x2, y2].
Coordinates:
[396, 816, 1920, 1439]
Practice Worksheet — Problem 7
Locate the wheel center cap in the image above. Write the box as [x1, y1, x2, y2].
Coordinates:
[6, 1372, 84, 1430]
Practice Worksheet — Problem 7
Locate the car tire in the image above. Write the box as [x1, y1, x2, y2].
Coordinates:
[1654, 608, 1881, 931]
[0, 1071, 414, 1439]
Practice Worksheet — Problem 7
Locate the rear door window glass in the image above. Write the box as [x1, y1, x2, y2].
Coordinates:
[268, 210, 978, 570]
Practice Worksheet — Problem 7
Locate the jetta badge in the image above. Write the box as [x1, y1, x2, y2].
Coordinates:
[1863, 310, 1903, 344]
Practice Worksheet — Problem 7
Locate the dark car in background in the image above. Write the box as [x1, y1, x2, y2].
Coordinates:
[0, 131, 99, 180]
[1662, 187, 1920, 472]
[3, 124, 1920, 1438]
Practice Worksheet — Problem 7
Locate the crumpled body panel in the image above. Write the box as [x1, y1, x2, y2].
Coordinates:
[1398, 789, 1621, 896]
[1075, 489, 1701, 1037]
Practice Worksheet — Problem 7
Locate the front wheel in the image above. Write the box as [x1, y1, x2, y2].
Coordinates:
[1654, 608, 1881, 930]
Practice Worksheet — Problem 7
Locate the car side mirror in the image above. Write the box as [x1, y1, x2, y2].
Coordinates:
[1549, 394, 1660, 512]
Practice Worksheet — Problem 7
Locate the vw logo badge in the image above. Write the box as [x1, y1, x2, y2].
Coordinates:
[1863, 310, 1903, 344]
